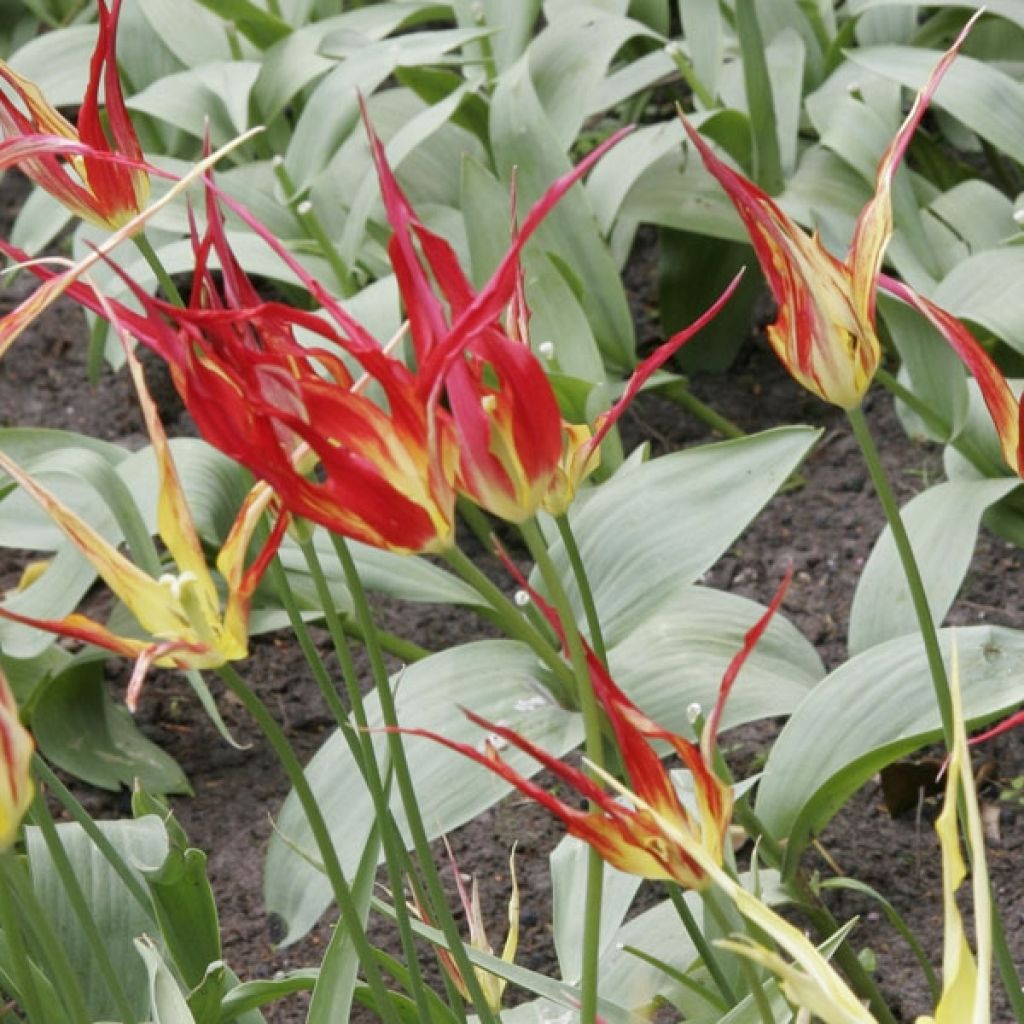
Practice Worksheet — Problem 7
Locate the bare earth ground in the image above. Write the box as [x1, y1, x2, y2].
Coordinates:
[0, 172, 1022, 1023]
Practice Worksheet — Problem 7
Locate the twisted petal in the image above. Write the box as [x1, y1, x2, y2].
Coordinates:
[879, 275, 1022, 477]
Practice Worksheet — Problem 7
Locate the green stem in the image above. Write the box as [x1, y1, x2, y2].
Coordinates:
[731, 800, 900, 1024]
[442, 544, 575, 699]
[665, 884, 737, 1005]
[991, 886, 1024, 1022]
[519, 518, 605, 1024]
[28, 796, 138, 1024]
[272, 158, 356, 297]
[297, 538, 435, 1024]
[456, 496, 495, 552]
[655, 379, 745, 439]
[0, 852, 47, 1023]
[0, 853, 90, 1024]
[665, 42, 716, 109]
[555, 515, 607, 665]
[847, 406, 955, 746]
[31, 755, 154, 918]
[330, 535, 501, 1024]
[215, 663, 402, 1024]
[346, 618, 431, 663]
[703, 888, 773, 1023]
[132, 233, 184, 308]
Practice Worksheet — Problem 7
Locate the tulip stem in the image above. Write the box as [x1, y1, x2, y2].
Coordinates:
[442, 543, 576, 700]
[665, 884, 737, 1005]
[215, 663, 403, 1024]
[846, 406, 955, 745]
[702, 888, 774, 1024]
[296, 538, 437, 1023]
[28, 793, 140, 1024]
[849, 408, 1024, 1018]
[655, 379, 745, 439]
[132, 232, 185, 308]
[271, 158, 356, 297]
[331, 535, 502, 1024]
[555, 514, 608, 666]
[520, 517, 605, 1024]
[31, 754, 154, 917]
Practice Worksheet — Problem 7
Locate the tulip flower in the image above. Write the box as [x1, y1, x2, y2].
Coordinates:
[0, 318, 288, 709]
[400, 567, 791, 888]
[0, 668, 33, 851]
[714, 639, 990, 1024]
[414, 842, 519, 1013]
[0, 0, 149, 229]
[363, 117, 743, 521]
[680, 13, 979, 409]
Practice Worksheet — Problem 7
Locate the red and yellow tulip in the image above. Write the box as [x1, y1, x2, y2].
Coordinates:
[413, 842, 519, 1014]
[714, 639, 990, 1024]
[0, 0, 149, 229]
[401, 568, 791, 888]
[680, 14, 979, 409]
[0, 330, 288, 709]
[365, 115, 741, 521]
[0, 668, 33, 851]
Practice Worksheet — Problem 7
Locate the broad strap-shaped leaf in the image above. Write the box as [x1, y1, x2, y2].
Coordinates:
[756, 625, 1024, 875]
[849, 477, 1017, 654]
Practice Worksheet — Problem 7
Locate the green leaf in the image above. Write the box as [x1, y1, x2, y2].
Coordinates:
[127, 62, 261, 145]
[253, 4, 451, 122]
[264, 640, 582, 944]
[284, 27, 488, 190]
[136, 936, 197, 1024]
[658, 227, 764, 373]
[133, 0, 231, 70]
[880, 292, 969, 443]
[608, 585, 824, 736]
[846, 44, 1024, 165]
[144, 841, 222, 991]
[33, 658, 190, 794]
[6, 24, 96, 104]
[490, 55, 636, 372]
[857, 0, 1024, 33]
[849, 477, 1018, 654]
[541, 427, 821, 645]
[526, 8, 661, 150]
[756, 624, 1024, 874]
[449, 0, 540, 71]
[25, 816, 170, 1020]
[680, 0, 723, 102]
[10, 185, 74, 256]
[550, 836, 642, 984]
[933, 247, 1024, 356]
[735, 0, 784, 193]
[193, 0, 292, 48]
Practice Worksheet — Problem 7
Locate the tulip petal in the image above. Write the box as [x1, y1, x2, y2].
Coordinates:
[878, 274, 1022, 475]
[848, 12, 982, 327]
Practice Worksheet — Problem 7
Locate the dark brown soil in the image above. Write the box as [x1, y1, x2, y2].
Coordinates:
[2, 170, 1022, 1023]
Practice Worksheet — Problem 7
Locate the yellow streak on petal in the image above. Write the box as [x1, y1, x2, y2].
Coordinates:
[0, 449, 185, 638]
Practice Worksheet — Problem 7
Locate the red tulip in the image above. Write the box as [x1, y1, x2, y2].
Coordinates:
[400, 565, 792, 887]
[0, 0, 149, 228]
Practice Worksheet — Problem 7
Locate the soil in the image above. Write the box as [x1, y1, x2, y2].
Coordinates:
[1, 169, 1022, 1024]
